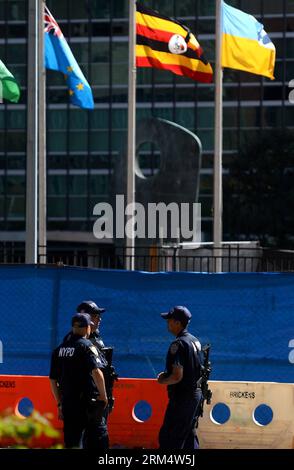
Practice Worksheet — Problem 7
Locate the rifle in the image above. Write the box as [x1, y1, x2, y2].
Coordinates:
[101, 347, 118, 413]
[195, 343, 212, 428]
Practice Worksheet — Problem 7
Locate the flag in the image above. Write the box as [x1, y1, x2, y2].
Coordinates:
[44, 7, 94, 109]
[0, 60, 21, 103]
[221, 1, 275, 80]
[136, 2, 213, 83]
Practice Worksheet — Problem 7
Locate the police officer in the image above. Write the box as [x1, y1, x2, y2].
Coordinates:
[76, 300, 118, 420]
[49, 313, 109, 449]
[157, 306, 202, 450]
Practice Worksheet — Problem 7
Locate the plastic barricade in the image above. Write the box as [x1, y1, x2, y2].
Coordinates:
[0, 376, 293, 449]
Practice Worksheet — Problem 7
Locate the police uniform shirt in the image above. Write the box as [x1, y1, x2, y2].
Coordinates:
[49, 334, 105, 401]
[165, 329, 202, 399]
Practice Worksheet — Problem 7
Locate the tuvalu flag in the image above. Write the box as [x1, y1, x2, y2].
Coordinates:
[136, 2, 213, 83]
[44, 7, 94, 109]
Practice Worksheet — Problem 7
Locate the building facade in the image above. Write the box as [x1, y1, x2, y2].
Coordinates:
[0, 0, 293, 260]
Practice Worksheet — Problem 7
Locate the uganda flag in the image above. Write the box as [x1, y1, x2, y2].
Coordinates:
[136, 2, 213, 83]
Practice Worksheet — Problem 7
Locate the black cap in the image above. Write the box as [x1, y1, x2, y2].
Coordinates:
[77, 300, 106, 315]
[72, 313, 94, 328]
[161, 306, 192, 323]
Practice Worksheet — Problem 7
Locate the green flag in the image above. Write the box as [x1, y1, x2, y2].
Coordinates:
[0, 60, 21, 103]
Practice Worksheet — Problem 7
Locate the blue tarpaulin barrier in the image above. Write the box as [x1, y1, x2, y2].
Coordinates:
[0, 265, 293, 382]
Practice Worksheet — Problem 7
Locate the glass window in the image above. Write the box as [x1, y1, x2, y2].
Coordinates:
[47, 131, 67, 152]
[7, 155, 26, 170]
[7, 0, 27, 21]
[90, 154, 111, 169]
[197, 107, 214, 128]
[46, 0, 67, 19]
[92, 109, 109, 129]
[6, 175, 25, 195]
[262, 1, 283, 14]
[6, 131, 26, 152]
[154, 107, 173, 121]
[263, 106, 282, 127]
[174, 107, 195, 130]
[91, 42, 109, 63]
[47, 197, 67, 218]
[7, 110, 26, 130]
[69, 131, 88, 152]
[90, 175, 109, 195]
[48, 110, 67, 130]
[68, 155, 88, 170]
[223, 107, 238, 127]
[240, 107, 260, 127]
[90, 130, 109, 151]
[69, 175, 87, 195]
[92, 63, 110, 86]
[90, 0, 111, 20]
[70, 43, 89, 64]
[112, 1, 128, 18]
[285, 106, 294, 126]
[199, 175, 213, 195]
[69, 110, 88, 130]
[112, 63, 128, 86]
[112, 42, 128, 63]
[0, 176, 4, 195]
[6, 196, 25, 218]
[223, 129, 238, 151]
[48, 175, 67, 196]
[111, 109, 126, 129]
[6, 43, 26, 65]
[0, 196, 4, 217]
[69, 196, 88, 217]
[0, 1, 4, 21]
[137, 108, 152, 121]
[287, 1, 294, 14]
[239, 1, 262, 14]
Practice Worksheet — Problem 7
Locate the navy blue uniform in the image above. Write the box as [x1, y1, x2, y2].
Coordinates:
[159, 329, 202, 450]
[49, 334, 109, 450]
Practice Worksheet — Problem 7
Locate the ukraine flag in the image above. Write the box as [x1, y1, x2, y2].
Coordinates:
[222, 1, 275, 80]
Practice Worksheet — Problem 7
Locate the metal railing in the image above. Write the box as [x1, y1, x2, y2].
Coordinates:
[0, 243, 294, 273]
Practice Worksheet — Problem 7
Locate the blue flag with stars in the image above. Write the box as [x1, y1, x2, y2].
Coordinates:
[44, 7, 94, 109]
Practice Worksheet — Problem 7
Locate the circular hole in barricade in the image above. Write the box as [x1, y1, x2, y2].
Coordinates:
[253, 404, 273, 426]
[132, 400, 152, 423]
[15, 397, 34, 418]
[210, 403, 230, 425]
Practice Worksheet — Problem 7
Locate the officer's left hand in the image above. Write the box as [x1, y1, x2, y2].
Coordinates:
[157, 372, 167, 384]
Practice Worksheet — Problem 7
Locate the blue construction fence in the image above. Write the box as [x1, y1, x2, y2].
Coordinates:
[0, 265, 293, 383]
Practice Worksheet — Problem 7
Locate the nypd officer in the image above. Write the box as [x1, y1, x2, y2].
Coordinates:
[49, 313, 109, 449]
[76, 300, 118, 419]
[157, 306, 202, 450]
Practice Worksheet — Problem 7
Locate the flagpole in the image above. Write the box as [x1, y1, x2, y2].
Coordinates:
[126, 0, 136, 271]
[213, 0, 223, 273]
[25, 0, 39, 264]
[38, 0, 47, 265]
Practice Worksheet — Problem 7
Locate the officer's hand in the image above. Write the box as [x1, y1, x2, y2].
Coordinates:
[97, 397, 108, 409]
[157, 372, 167, 384]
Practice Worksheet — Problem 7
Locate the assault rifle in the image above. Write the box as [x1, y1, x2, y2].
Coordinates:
[195, 343, 212, 428]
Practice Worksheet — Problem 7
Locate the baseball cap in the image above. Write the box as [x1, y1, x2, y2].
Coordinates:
[77, 300, 106, 315]
[72, 313, 94, 328]
[160, 306, 192, 323]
